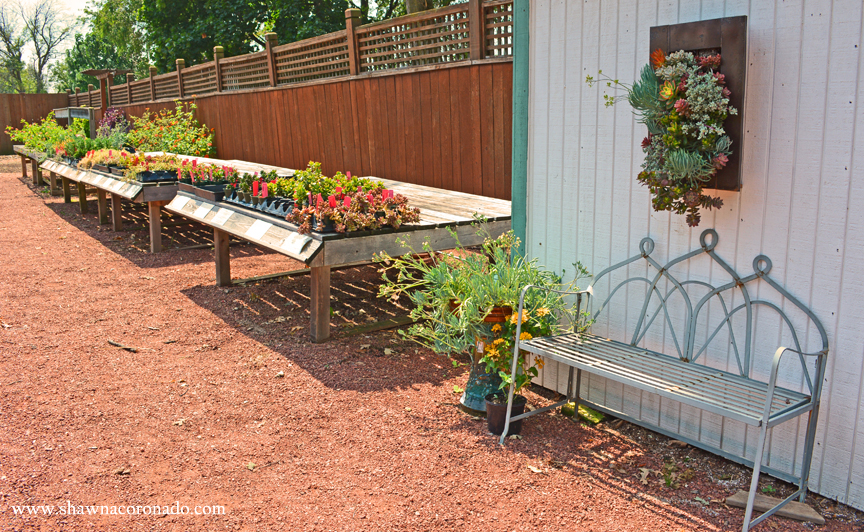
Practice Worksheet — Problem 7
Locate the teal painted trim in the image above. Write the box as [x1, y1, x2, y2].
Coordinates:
[510, 0, 529, 254]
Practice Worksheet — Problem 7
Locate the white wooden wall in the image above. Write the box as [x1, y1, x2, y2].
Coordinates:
[525, 0, 864, 508]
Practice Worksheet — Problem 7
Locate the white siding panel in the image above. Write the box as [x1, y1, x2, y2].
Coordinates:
[526, 0, 864, 508]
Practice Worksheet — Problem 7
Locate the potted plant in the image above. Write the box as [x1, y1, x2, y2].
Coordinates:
[375, 226, 590, 421]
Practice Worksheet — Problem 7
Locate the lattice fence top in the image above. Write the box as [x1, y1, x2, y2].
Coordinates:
[83, 0, 513, 108]
[356, 5, 471, 72]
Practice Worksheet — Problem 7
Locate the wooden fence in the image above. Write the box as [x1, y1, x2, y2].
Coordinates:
[68, 0, 513, 107]
[0, 93, 71, 155]
[118, 61, 513, 200]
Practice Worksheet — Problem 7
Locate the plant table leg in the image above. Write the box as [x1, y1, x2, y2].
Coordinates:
[214, 228, 231, 286]
[62, 177, 71, 203]
[76, 182, 88, 214]
[111, 193, 123, 231]
[310, 265, 331, 343]
[97, 189, 109, 224]
[148, 201, 163, 253]
[48, 172, 60, 196]
[20, 155, 27, 179]
[31, 159, 41, 186]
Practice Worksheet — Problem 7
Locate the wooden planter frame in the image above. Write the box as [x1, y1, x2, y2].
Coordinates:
[650, 15, 747, 191]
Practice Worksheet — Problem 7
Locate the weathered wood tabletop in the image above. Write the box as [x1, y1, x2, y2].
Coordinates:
[164, 176, 511, 343]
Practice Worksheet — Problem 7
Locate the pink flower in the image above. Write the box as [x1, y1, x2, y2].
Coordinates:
[713, 153, 729, 169]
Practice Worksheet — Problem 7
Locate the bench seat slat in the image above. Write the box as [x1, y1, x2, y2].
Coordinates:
[521, 333, 810, 425]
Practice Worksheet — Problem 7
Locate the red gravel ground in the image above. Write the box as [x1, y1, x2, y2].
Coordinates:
[1, 155, 862, 532]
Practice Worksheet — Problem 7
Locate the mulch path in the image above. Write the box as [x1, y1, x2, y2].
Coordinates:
[1, 155, 861, 532]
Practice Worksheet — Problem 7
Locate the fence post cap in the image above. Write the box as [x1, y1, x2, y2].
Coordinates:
[87, 83, 95, 90]
[345, 8, 361, 18]
[148, 65, 157, 75]
[65, 89, 71, 94]
[126, 73, 135, 80]
[176, 58, 186, 69]
[264, 32, 278, 43]
[214, 45, 224, 54]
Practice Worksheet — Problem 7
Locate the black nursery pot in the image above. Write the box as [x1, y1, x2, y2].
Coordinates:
[485, 393, 527, 436]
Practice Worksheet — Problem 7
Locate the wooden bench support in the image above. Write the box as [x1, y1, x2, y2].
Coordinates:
[214, 228, 231, 286]
[148, 201, 164, 253]
[31, 159, 42, 186]
[110, 193, 123, 231]
[310, 265, 331, 343]
[61, 177, 72, 203]
[20, 155, 27, 179]
[97, 189, 110, 224]
[47, 171, 61, 196]
[76, 182, 88, 213]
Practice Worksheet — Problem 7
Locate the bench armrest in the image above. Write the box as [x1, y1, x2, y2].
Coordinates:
[515, 285, 593, 337]
[762, 347, 827, 423]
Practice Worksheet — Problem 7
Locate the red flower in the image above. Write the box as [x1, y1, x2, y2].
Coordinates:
[650, 48, 666, 69]
[641, 137, 651, 149]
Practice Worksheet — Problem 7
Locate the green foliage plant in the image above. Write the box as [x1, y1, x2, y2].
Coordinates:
[587, 50, 737, 227]
[375, 227, 591, 393]
[126, 100, 215, 157]
[5, 112, 75, 159]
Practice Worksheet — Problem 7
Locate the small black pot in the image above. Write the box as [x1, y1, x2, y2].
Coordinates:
[485, 393, 527, 436]
[313, 214, 336, 233]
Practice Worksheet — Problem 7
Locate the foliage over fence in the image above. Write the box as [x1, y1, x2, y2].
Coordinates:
[68, 0, 513, 107]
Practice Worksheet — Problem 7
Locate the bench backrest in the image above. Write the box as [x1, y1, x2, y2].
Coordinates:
[585, 229, 829, 390]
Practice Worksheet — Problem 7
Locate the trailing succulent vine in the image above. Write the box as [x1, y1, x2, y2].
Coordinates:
[588, 49, 737, 227]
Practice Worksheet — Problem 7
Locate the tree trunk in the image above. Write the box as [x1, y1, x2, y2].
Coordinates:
[405, 0, 431, 14]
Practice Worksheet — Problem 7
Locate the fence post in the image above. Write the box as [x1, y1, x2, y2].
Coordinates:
[87, 84, 96, 107]
[265, 33, 278, 87]
[74, 87, 80, 107]
[214, 46, 224, 92]
[468, 0, 486, 60]
[149, 66, 157, 101]
[345, 8, 362, 75]
[65, 89, 71, 107]
[176, 59, 185, 98]
[126, 73, 135, 103]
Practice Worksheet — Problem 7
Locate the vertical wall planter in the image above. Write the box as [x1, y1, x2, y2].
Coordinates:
[650, 16, 747, 191]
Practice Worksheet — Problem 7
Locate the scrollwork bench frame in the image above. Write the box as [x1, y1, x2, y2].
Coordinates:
[499, 229, 829, 532]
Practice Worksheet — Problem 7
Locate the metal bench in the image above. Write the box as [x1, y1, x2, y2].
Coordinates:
[499, 229, 828, 532]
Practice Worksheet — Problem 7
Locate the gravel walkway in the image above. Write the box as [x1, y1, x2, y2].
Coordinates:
[1, 156, 860, 531]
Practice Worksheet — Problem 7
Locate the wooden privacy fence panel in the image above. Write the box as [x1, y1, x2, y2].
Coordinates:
[153, 74, 180, 100]
[484, 0, 514, 57]
[115, 62, 513, 200]
[0, 93, 71, 154]
[274, 31, 350, 84]
[221, 51, 270, 92]
[182, 63, 218, 96]
[356, 5, 471, 71]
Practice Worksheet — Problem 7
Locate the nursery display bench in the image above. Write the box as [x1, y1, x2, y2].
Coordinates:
[164, 180, 511, 343]
[501, 229, 829, 532]
[39, 158, 179, 253]
[13, 145, 56, 194]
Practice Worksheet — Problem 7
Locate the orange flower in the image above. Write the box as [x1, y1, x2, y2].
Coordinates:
[650, 48, 666, 69]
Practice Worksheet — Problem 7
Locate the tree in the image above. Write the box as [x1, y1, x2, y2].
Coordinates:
[20, 0, 74, 93]
[0, 4, 26, 93]
[50, 32, 132, 91]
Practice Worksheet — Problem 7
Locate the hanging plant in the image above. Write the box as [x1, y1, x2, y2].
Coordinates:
[587, 49, 737, 227]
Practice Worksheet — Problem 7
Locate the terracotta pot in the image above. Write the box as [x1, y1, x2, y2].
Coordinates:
[483, 306, 512, 323]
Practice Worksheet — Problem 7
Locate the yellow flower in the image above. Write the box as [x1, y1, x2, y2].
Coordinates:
[493, 338, 506, 346]
[491, 324, 502, 333]
[536, 357, 545, 369]
[486, 347, 500, 359]
[519, 332, 533, 341]
[509, 314, 517, 325]
[536, 307, 550, 317]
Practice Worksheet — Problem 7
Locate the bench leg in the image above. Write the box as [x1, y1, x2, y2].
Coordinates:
[310, 266, 331, 343]
[62, 177, 72, 203]
[76, 182, 88, 213]
[97, 189, 109, 224]
[48, 171, 60, 196]
[111, 193, 123, 231]
[31, 159, 42, 186]
[20, 155, 27, 179]
[214, 228, 231, 286]
[742, 423, 770, 531]
[148, 201, 163, 253]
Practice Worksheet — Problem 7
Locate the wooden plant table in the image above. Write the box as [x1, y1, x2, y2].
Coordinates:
[164, 179, 511, 343]
[12, 145, 61, 196]
[39, 159, 178, 253]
